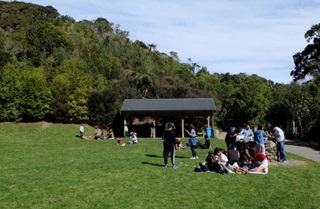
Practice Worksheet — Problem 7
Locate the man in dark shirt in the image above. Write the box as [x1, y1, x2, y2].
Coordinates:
[162, 122, 176, 168]
[197, 134, 211, 149]
[227, 144, 240, 165]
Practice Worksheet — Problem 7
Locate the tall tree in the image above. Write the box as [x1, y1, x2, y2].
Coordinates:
[282, 83, 317, 136]
[291, 23, 320, 81]
[19, 66, 52, 121]
[87, 88, 119, 128]
[0, 63, 21, 121]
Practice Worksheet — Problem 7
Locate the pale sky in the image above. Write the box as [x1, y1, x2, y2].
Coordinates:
[6, 0, 320, 83]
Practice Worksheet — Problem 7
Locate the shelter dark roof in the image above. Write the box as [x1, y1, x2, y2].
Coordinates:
[120, 98, 216, 116]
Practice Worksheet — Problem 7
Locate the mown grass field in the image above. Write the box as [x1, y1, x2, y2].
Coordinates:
[0, 122, 319, 209]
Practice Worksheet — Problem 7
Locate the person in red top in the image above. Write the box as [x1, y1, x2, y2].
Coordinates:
[250, 152, 268, 173]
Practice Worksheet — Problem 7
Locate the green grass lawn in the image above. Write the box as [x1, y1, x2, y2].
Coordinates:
[0, 122, 319, 209]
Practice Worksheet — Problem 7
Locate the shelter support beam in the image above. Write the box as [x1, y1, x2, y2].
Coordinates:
[181, 118, 185, 138]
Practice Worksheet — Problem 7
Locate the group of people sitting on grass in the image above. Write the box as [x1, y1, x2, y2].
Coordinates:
[79, 124, 139, 145]
[197, 144, 268, 174]
[80, 125, 115, 140]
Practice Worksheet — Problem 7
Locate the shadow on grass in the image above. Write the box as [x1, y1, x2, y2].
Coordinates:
[146, 154, 161, 158]
[141, 161, 164, 167]
[145, 154, 188, 159]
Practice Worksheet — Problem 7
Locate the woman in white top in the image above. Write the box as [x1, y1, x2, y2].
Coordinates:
[214, 148, 229, 174]
[185, 124, 198, 159]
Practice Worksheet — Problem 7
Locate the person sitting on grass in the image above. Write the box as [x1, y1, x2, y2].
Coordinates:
[106, 129, 115, 140]
[216, 148, 229, 170]
[228, 144, 240, 166]
[239, 146, 255, 169]
[81, 128, 102, 140]
[249, 152, 269, 173]
[199, 147, 229, 174]
[128, 132, 138, 144]
[175, 138, 185, 149]
[197, 134, 211, 149]
[94, 127, 102, 140]
[199, 149, 218, 172]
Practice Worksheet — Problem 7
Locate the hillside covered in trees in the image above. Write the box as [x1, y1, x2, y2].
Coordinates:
[1, 1, 320, 142]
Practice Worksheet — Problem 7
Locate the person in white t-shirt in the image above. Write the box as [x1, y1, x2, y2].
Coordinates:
[210, 148, 229, 174]
[269, 125, 287, 163]
[129, 132, 138, 144]
[217, 148, 229, 167]
[79, 124, 84, 138]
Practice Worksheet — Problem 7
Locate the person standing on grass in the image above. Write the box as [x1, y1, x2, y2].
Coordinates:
[225, 126, 237, 150]
[269, 125, 288, 163]
[162, 122, 177, 168]
[240, 124, 254, 141]
[185, 123, 198, 160]
[124, 124, 129, 138]
[150, 120, 156, 138]
[79, 123, 84, 138]
[254, 125, 268, 155]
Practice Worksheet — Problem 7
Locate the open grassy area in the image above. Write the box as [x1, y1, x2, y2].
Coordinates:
[0, 122, 319, 209]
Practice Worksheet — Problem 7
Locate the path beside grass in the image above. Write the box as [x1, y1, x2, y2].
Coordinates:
[285, 142, 320, 163]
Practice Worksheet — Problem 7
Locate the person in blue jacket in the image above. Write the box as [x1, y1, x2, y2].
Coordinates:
[254, 125, 268, 155]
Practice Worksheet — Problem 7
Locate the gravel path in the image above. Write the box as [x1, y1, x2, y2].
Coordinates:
[216, 132, 320, 163]
[285, 142, 320, 163]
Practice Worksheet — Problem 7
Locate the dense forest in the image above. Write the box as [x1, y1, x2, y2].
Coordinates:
[0, 1, 319, 141]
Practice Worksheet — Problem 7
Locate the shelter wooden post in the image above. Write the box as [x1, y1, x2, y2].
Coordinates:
[181, 118, 185, 138]
[154, 118, 157, 138]
[211, 114, 215, 137]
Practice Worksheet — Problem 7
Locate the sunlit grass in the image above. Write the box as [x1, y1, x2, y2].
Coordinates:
[0, 122, 319, 209]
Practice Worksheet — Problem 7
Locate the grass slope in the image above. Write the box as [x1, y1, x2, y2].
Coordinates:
[0, 122, 319, 209]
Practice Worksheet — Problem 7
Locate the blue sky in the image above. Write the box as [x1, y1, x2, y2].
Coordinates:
[8, 0, 320, 83]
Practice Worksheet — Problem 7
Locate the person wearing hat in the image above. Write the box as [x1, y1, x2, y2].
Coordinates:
[162, 122, 177, 168]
